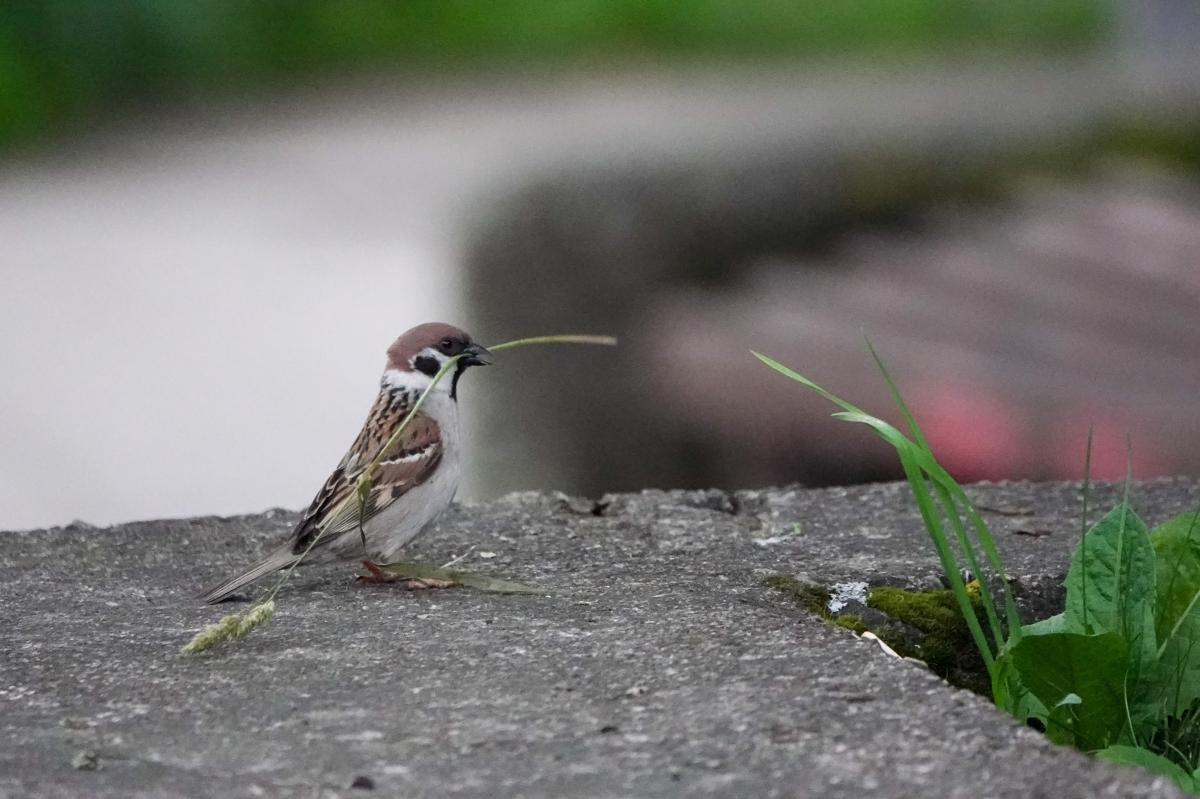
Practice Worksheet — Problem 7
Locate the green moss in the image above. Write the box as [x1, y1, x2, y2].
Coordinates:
[866, 585, 989, 695]
[833, 614, 868, 635]
[762, 575, 831, 617]
[764, 574, 991, 696]
[763, 575, 867, 635]
[868, 586, 966, 638]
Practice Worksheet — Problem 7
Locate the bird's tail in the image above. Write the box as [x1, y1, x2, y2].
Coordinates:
[198, 547, 298, 604]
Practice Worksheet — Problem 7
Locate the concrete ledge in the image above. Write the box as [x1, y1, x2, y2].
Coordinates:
[3, 479, 1198, 797]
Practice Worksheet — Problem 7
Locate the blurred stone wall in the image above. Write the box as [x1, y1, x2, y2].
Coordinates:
[464, 63, 1200, 498]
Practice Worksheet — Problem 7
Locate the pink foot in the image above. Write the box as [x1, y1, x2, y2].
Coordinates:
[356, 561, 456, 590]
[357, 560, 389, 583]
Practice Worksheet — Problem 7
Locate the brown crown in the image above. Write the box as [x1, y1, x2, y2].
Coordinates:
[385, 322, 474, 370]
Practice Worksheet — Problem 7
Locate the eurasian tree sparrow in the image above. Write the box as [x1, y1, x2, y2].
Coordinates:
[200, 323, 492, 603]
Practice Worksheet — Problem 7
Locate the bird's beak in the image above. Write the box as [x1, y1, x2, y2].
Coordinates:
[462, 343, 494, 366]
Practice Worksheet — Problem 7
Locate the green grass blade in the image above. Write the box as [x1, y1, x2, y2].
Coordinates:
[489, 334, 618, 352]
[895, 443, 998, 673]
[761, 352, 1006, 673]
[753, 351, 866, 416]
[1082, 424, 1094, 639]
[831, 410, 998, 672]
[864, 336, 932, 450]
[862, 336, 1020, 641]
[948, 481, 1025, 637]
[876, 426, 1021, 636]
[931, 486, 1007, 650]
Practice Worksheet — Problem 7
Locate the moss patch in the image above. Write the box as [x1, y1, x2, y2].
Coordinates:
[764, 575, 991, 696]
[762, 574, 831, 616]
[865, 585, 989, 695]
[833, 614, 868, 635]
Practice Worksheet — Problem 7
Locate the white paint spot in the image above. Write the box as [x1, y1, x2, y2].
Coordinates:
[827, 581, 869, 613]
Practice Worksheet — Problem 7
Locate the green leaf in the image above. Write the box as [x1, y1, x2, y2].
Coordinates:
[1095, 746, 1195, 793]
[1151, 512, 1200, 716]
[1009, 631, 1135, 750]
[993, 649, 1048, 722]
[365, 561, 546, 594]
[1064, 504, 1156, 665]
[1023, 613, 1067, 637]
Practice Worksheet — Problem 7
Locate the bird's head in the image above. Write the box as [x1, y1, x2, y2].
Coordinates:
[385, 323, 492, 398]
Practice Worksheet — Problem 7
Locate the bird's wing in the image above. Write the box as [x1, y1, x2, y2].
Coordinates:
[290, 391, 443, 554]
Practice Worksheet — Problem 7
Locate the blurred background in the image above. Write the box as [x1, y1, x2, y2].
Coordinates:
[2, 1, 1199, 531]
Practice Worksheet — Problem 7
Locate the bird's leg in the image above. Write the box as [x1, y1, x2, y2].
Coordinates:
[357, 559, 389, 583]
[355, 561, 455, 589]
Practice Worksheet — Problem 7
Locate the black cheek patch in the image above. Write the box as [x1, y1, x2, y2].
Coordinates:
[413, 355, 440, 376]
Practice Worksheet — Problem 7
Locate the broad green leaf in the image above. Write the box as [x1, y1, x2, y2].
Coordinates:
[1009, 631, 1137, 750]
[1064, 504, 1156, 668]
[993, 649, 1048, 722]
[1150, 512, 1200, 716]
[365, 561, 545, 594]
[1095, 746, 1195, 793]
[1023, 613, 1067, 637]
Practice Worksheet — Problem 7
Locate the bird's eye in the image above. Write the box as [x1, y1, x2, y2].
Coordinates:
[439, 338, 456, 353]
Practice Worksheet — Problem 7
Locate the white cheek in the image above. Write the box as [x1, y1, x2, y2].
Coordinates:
[383, 369, 422, 391]
[381, 366, 450, 394]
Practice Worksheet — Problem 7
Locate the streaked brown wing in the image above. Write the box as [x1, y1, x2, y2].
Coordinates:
[290, 391, 443, 554]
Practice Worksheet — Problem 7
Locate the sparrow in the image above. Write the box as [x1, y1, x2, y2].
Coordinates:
[200, 323, 492, 603]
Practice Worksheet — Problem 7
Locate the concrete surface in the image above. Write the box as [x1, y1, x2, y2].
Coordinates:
[3, 479, 1198, 798]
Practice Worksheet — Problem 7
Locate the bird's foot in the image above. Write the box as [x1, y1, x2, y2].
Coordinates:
[357, 560, 389, 583]
[356, 561, 456, 590]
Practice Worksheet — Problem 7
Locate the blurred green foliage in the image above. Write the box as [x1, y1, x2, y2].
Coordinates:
[0, 1, 1112, 146]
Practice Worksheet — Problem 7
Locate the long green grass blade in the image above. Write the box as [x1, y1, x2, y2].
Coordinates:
[861, 412, 1022, 637]
[863, 337, 932, 450]
[489, 334, 618, 352]
[753, 351, 865, 416]
[1082, 424, 1094, 640]
[759, 350, 1013, 673]
[932, 487, 1007, 650]
[862, 337, 1015, 645]
[831, 410, 998, 672]
[895, 438, 999, 673]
